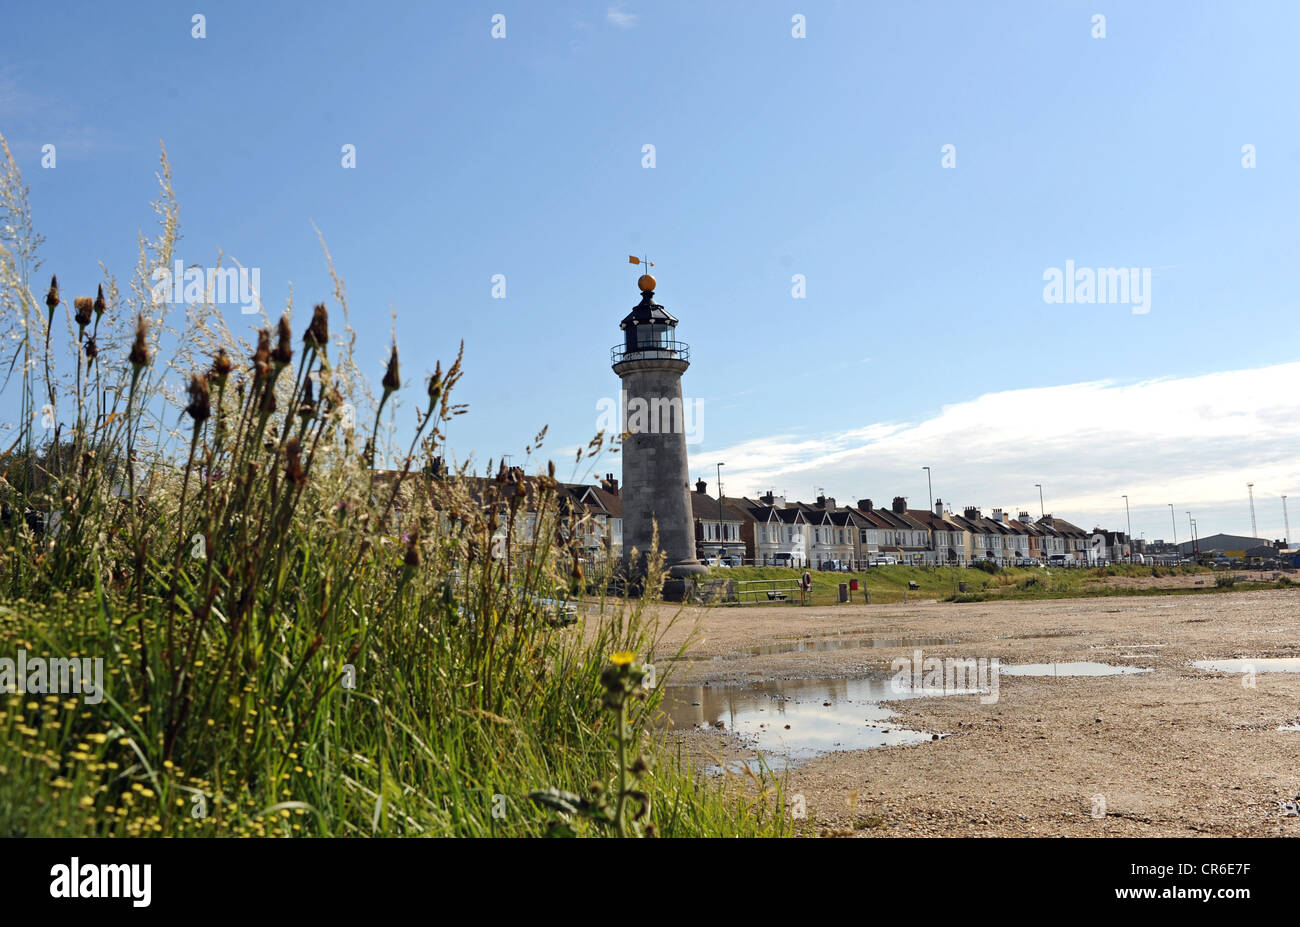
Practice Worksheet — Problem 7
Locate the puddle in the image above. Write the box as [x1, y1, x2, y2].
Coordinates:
[997, 631, 1081, 640]
[1191, 658, 1300, 673]
[1278, 724, 1300, 732]
[999, 662, 1153, 677]
[661, 673, 966, 771]
[672, 635, 955, 661]
[746, 635, 955, 657]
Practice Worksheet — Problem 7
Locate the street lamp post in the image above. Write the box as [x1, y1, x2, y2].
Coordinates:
[716, 462, 725, 563]
[1283, 495, 1291, 547]
[1122, 495, 1132, 561]
[1035, 483, 1044, 519]
[1168, 503, 1177, 548]
[923, 466, 935, 564]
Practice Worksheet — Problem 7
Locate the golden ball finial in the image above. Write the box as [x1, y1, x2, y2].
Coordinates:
[638, 273, 656, 292]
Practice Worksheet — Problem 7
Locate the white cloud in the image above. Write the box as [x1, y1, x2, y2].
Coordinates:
[692, 361, 1300, 542]
[606, 6, 638, 29]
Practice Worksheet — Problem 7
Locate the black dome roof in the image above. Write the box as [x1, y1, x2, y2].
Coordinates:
[619, 289, 678, 330]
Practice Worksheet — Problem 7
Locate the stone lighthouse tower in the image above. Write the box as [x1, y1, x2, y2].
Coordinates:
[611, 271, 706, 594]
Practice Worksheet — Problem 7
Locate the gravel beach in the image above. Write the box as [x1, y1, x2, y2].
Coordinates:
[638, 587, 1300, 837]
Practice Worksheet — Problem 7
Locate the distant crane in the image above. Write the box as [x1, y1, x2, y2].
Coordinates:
[1248, 482, 1258, 538]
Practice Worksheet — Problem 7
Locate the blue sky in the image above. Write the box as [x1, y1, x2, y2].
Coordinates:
[2, 1, 1299, 542]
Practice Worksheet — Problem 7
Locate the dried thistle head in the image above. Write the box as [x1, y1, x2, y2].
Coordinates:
[93, 284, 107, 318]
[298, 377, 316, 419]
[304, 302, 329, 349]
[45, 275, 59, 314]
[84, 337, 98, 361]
[73, 297, 93, 330]
[211, 348, 233, 384]
[382, 344, 400, 395]
[285, 436, 306, 486]
[272, 315, 293, 367]
[129, 315, 150, 370]
[185, 373, 211, 423]
[251, 328, 270, 380]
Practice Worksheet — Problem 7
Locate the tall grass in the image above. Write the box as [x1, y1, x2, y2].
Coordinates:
[0, 137, 786, 837]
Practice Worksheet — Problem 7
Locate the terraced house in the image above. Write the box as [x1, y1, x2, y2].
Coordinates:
[791, 496, 859, 567]
[733, 493, 811, 566]
[689, 479, 747, 563]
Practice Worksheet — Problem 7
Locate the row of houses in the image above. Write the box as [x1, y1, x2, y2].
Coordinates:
[382, 464, 1289, 569]
[685, 483, 1125, 567]
[558, 475, 1140, 568]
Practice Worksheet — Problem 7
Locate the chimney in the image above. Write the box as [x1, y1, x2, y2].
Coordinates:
[823, 497, 835, 510]
[934, 498, 943, 517]
[816, 495, 826, 508]
[601, 473, 619, 495]
[858, 498, 873, 511]
[964, 506, 980, 520]
[1018, 511, 1030, 523]
[695, 478, 707, 494]
[892, 496, 906, 514]
[760, 491, 775, 505]
[991, 507, 1004, 523]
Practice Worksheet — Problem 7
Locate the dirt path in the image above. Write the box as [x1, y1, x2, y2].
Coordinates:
[636, 590, 1300, 836]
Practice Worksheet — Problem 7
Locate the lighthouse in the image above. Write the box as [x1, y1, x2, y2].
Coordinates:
[611, 271, 706, 595]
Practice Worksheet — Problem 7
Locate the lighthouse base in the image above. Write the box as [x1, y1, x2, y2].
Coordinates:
[662, 560, 708, 602]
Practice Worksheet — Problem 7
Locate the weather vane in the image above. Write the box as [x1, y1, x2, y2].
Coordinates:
[628, 254, 656, 291]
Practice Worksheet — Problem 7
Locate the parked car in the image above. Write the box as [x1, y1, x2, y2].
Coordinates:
[869, 555, 898, 566]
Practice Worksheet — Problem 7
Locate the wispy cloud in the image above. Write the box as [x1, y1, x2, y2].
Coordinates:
[692, 361, 1300, 540]
[606, 5, 638, 29]
[0, 68, 125, 159]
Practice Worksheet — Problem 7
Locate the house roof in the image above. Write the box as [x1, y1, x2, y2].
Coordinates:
[689, 491, 748, 522]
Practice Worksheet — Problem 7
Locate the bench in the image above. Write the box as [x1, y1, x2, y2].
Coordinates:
[731, 579, 803, 605]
